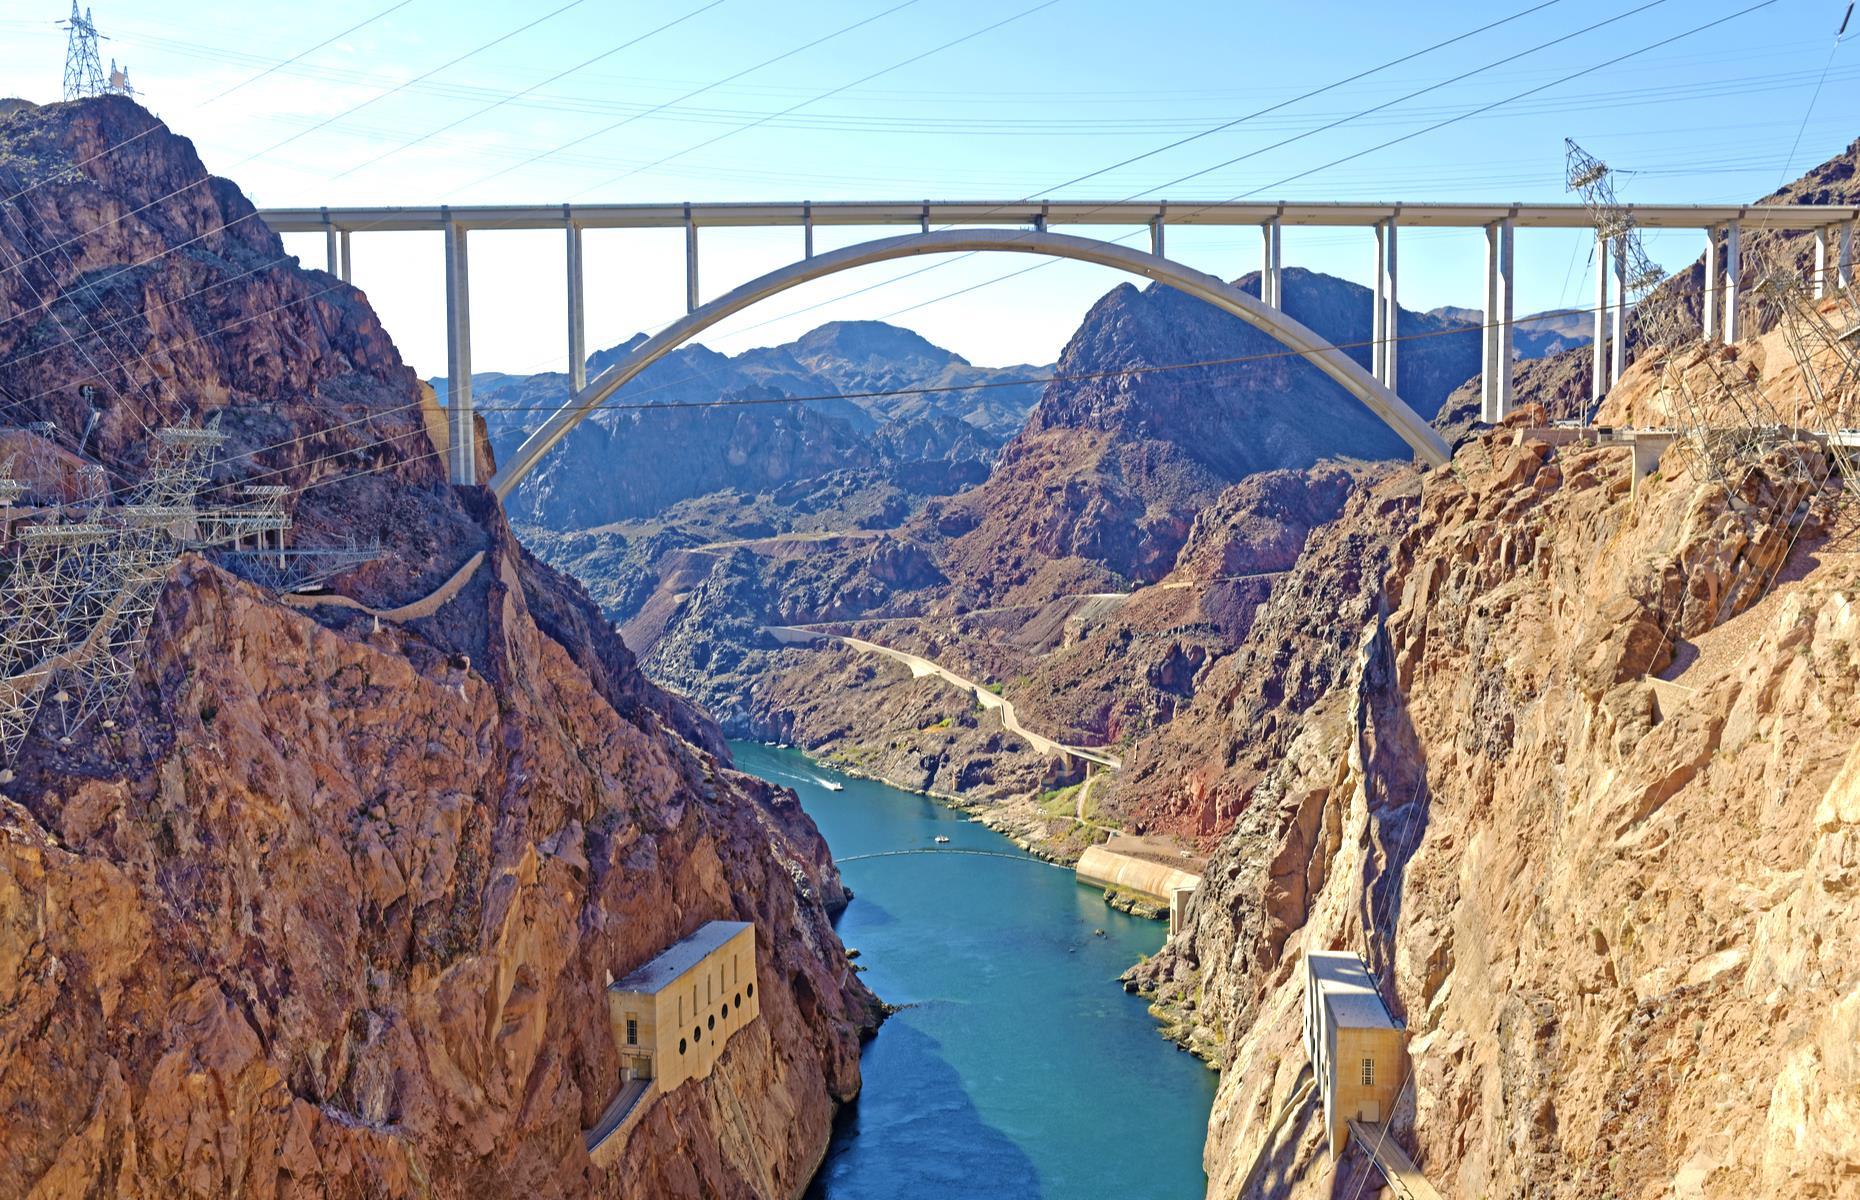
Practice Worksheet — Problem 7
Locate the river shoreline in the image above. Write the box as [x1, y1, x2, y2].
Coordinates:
[734, 737, 1111, 872]
[732, 742, 1216, 1200]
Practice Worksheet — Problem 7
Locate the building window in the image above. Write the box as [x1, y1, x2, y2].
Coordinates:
[1361, 1058, 1375, 1087]
[746, 982, 754, 999]
[708, 1014, 716, 1032]
[694, 1025, 702, 1044]
[734, 993, 741, 1010]
[679, 1037, 687, 1055]
[626, 1017, 638, 1046]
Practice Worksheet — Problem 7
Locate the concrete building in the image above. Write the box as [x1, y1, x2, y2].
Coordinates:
[1303, 949, 1407, 1158]
[587, 920, 759, 1167]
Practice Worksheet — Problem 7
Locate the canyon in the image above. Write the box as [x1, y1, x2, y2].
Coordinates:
[3, 77, 1860, 1200]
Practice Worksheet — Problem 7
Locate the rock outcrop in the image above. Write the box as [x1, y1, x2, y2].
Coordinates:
[1126, 372, 1858, 1197]
[0, 96, 875, 1198]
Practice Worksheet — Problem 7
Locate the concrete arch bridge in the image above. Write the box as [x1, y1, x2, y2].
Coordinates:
[257, 199, 1860, 489]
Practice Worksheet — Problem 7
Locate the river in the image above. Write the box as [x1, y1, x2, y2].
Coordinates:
[729, 742, 1216, 1200]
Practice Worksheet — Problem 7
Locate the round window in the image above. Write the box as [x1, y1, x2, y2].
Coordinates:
[734, 993, 741, 1010]
[707, 1014, 716, 1031]
[746, 982, 754, 998]
[694, 1026, 702, 1043]
[678, 1038, 687, 1054]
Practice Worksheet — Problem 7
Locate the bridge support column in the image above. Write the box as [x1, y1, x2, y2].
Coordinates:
[1703, 227, 1720, 342]
[338, 230, 351, 282]
[1372, 221, 1388, 383]
[444, 214, 476, 486]
[1611, 234, 1626, 388]
[323, 219, 339, 278]
[1592, 229, 1609, 408]
[1841, 220, 1855, 289]
[1260, 217, 1282, 309]
[1723, 219, 1742, 343]
[565, 209, 587, 395]
[1481, 219, 1514, 423]
[1149, 213, 1165, 258]
[1815, 225, 1832, 299]
[803, 201, 814, 259]
[1380, 219, 1398, 389]
[684, 205, 699, 314]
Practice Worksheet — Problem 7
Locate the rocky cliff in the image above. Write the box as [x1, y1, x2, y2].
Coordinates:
[1123, 356, 1859, 1195]
[0, 95, 875, 1198]
[928, 267, 1482, 594]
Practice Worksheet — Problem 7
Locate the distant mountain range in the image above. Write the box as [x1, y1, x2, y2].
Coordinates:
[435, 321, 1048, 530]
[1427, 304, 1595, 358]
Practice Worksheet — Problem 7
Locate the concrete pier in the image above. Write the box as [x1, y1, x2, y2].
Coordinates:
[443, 214, 476, 487]
[1611, 233, 1626, 388]
[1380, 218, 1399, 388]
[1704, 227, 1720, 342]
[1724, 219, 1742, 343]
[565, 211, 587, 395]
[1481, 218, 1514, 423]
[1260, 215, 1282, 309]
[684, 204, 699, 314]
[1592, 229, 1609, 406]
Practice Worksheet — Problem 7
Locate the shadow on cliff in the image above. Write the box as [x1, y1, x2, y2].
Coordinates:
[1355, 601, 1431, 994]
[802, 1020, 1042, 1199]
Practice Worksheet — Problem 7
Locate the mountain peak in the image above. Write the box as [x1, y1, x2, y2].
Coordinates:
[789, 320, 970, 369]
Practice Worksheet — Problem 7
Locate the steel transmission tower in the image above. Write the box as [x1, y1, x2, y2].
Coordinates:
[59, 2, 108, 101]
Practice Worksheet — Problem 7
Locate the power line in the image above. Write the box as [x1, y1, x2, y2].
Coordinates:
[1770, 3, 1848, 188]
[228, 0, 591, 172]
[1211, 0, 1784, 204]
[794, 0, 1786, 343]
[460, 0, 925, 193]
[701, 0, 1628, 344]
[332, 0, 728, 182]
[0, 0, 591, 287]
[565, 0, 1062, 197]
[1, 0, 419, 210]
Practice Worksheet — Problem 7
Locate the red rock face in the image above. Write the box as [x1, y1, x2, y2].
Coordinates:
[0, 97, 875, 1197]
[1128, 402, 1858, 1197]
[933, 270, 1481, 593]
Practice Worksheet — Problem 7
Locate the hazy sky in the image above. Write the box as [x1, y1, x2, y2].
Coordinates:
[3, 0, 1856, 377]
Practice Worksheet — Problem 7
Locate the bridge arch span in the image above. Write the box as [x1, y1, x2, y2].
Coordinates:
[489, 227, 1451, 498]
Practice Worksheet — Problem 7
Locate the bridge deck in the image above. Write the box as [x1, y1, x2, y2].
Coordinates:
[259, 199, 1860, 234]
[1345, 1120, 1443, 1200]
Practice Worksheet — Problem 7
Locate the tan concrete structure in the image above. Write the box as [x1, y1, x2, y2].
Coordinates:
[1167, 885, 1198, 937]
[1075, 842, 1202, 908]
[1303, 950, 1407, 1158]
[586, 920, 759, 1167]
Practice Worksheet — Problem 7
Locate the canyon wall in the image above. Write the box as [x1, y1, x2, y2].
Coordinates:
[1127, 377, 1859, 1196]
[0, 96, 875, 1198]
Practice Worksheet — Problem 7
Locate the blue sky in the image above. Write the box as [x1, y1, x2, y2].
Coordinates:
[3, 0, 1856, 376]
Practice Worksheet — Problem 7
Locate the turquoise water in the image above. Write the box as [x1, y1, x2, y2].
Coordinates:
[730, 742, 1216, 1200]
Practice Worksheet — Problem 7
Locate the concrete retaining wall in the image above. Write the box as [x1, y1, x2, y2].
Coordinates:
[1075, 845, 1202, 903]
